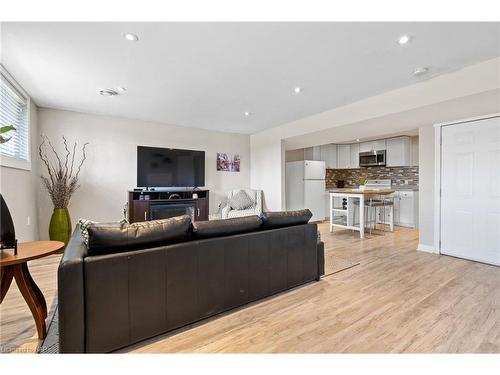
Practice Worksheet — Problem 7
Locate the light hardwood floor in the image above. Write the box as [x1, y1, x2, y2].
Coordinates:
[2, 223, 500, 353]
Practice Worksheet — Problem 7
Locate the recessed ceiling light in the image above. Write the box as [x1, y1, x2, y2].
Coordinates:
[122, 33, 139, 42]
[99, 89, 118, 97]
[244, 111, 251, 117]
[413, 67, 429, 77]
[398, 34, 412, 45]
[116, 87, 127, 92]
[356, 138, 360, 142]
[294, 87, 302, 94]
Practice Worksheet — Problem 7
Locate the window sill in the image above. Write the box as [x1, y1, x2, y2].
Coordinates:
[0, 155, 32, 171]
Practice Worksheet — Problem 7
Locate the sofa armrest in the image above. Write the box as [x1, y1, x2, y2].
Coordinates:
[316, 240, 325, 280]
[221, 204, 232, 219]
[58, 226, 86, 353]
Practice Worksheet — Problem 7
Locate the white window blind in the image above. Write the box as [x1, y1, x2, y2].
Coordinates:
[0, 71, 29, 162]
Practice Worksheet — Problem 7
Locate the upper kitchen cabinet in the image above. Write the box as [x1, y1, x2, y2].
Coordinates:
[320, 144, 337, 169]
[359, 139, 386, 152]
[386, 136, 411, 166]
[304, 146, 322, 161]
[349, 143, 360, 168]
[337, 144, 351, 169]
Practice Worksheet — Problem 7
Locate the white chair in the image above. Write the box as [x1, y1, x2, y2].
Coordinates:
[221, 189, 263, 219]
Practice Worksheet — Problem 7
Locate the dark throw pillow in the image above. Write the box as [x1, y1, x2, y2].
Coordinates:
[87, 215, 191, 256]
[192, 215, 262, 239]
[78, 218, 128, 247]
[260, 209, 313, 229]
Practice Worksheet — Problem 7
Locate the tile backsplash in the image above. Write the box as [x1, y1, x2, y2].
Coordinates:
[326, 166, 419, 189]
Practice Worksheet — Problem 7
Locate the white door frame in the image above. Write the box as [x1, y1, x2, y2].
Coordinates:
[433, 113, 500, 255]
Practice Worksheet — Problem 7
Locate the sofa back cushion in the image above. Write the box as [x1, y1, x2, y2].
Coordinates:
[87, 215, 191, 256]
[260, 209, 313, 229]
[192, 215, 262, 239]
[78, 218, 128, 247]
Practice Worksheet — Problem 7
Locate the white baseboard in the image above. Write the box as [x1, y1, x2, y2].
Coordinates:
[417, 243, 438, 254]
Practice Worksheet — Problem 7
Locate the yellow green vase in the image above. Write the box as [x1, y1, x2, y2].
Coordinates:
[49, 208, 72, 247]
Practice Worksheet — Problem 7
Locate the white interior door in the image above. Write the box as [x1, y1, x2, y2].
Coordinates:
[440, 116, 500, 265]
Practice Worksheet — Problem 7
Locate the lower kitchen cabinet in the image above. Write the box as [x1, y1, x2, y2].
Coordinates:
[396, 191, 418, 228]
[376, 190, 418, 228]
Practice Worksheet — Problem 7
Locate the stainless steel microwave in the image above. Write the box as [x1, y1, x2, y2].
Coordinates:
[359, 150, 386, 167]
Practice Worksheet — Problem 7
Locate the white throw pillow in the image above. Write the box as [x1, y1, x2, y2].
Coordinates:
[228, 190, 254, 210]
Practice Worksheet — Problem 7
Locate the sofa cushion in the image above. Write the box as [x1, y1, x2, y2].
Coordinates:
[78, 218, 128, 247]
[260, 209, 313, 229]
[192, 215, 262, 239]
[228, 190, 254, 210]
[87, 215, 191, 256]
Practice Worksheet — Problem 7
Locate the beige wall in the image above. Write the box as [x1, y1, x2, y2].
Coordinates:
[36, 108, 250, 239]
[0, 101, 39, 242]
[285, 149, 305, 162]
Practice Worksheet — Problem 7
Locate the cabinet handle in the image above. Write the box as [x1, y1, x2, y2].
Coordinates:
[144, 211, 147, 221]
[197, 208, 200, 217]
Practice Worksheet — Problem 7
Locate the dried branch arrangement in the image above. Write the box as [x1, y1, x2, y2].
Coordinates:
[39, 135, 89, 209]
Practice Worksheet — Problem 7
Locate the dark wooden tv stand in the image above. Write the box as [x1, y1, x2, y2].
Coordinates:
[128, 189, 209, 223]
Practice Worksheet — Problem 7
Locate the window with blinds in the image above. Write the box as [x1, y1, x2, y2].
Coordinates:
[0, 71, 29, 162]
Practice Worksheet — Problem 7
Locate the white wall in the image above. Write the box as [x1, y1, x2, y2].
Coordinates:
[417, 126, 435, 251]
[0, 101, 40, 242]
[250, 134, 284, 210]
[37, 108, 250, 239]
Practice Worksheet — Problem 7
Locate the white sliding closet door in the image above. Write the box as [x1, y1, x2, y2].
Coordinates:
[440, 116, 500, 265]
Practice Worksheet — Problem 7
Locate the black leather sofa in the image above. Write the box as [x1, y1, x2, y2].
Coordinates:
[58, 212, 324, 353]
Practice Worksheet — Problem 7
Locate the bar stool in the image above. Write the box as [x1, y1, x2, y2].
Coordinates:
[353, 198, 378, 234]
[378, 194, 395, 232]
[353, 195, 394, 235]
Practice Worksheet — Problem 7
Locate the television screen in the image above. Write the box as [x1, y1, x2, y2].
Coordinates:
[137, 146, 205, 188]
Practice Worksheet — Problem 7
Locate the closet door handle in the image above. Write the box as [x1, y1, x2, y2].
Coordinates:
[144, 211, 147, 221]
[197, 208, 200, 217]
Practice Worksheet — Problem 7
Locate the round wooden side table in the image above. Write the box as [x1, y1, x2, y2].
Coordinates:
[0, 241, 64, 339]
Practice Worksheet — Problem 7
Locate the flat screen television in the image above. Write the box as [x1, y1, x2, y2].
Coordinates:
[137, 146, 205, 188]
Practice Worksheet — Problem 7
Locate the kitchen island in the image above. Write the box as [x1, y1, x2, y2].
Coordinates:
[329, 188, 395, 239]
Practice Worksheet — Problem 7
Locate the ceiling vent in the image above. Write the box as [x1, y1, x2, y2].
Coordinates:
[99, 89, 119, 97]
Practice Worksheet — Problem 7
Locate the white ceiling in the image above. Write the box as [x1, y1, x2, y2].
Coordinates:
[2, 22, 499, 134]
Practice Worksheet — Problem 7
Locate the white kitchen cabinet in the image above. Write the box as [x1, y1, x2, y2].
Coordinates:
[337, 144, 351, 169]
[304, 146, 322, 161]
[359, 141, 372, 153]
[360, 139, 387, 152]
[313, 146, 322, 161]
[376, 190, 418, 228]
[304, 147, 312, 160]
[350, 143, 360, 168]
[386, 136, 411, 166]
[394, 190, 418, 228]
[320, 144, 337, 168]
[373, 139, 386, 151]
